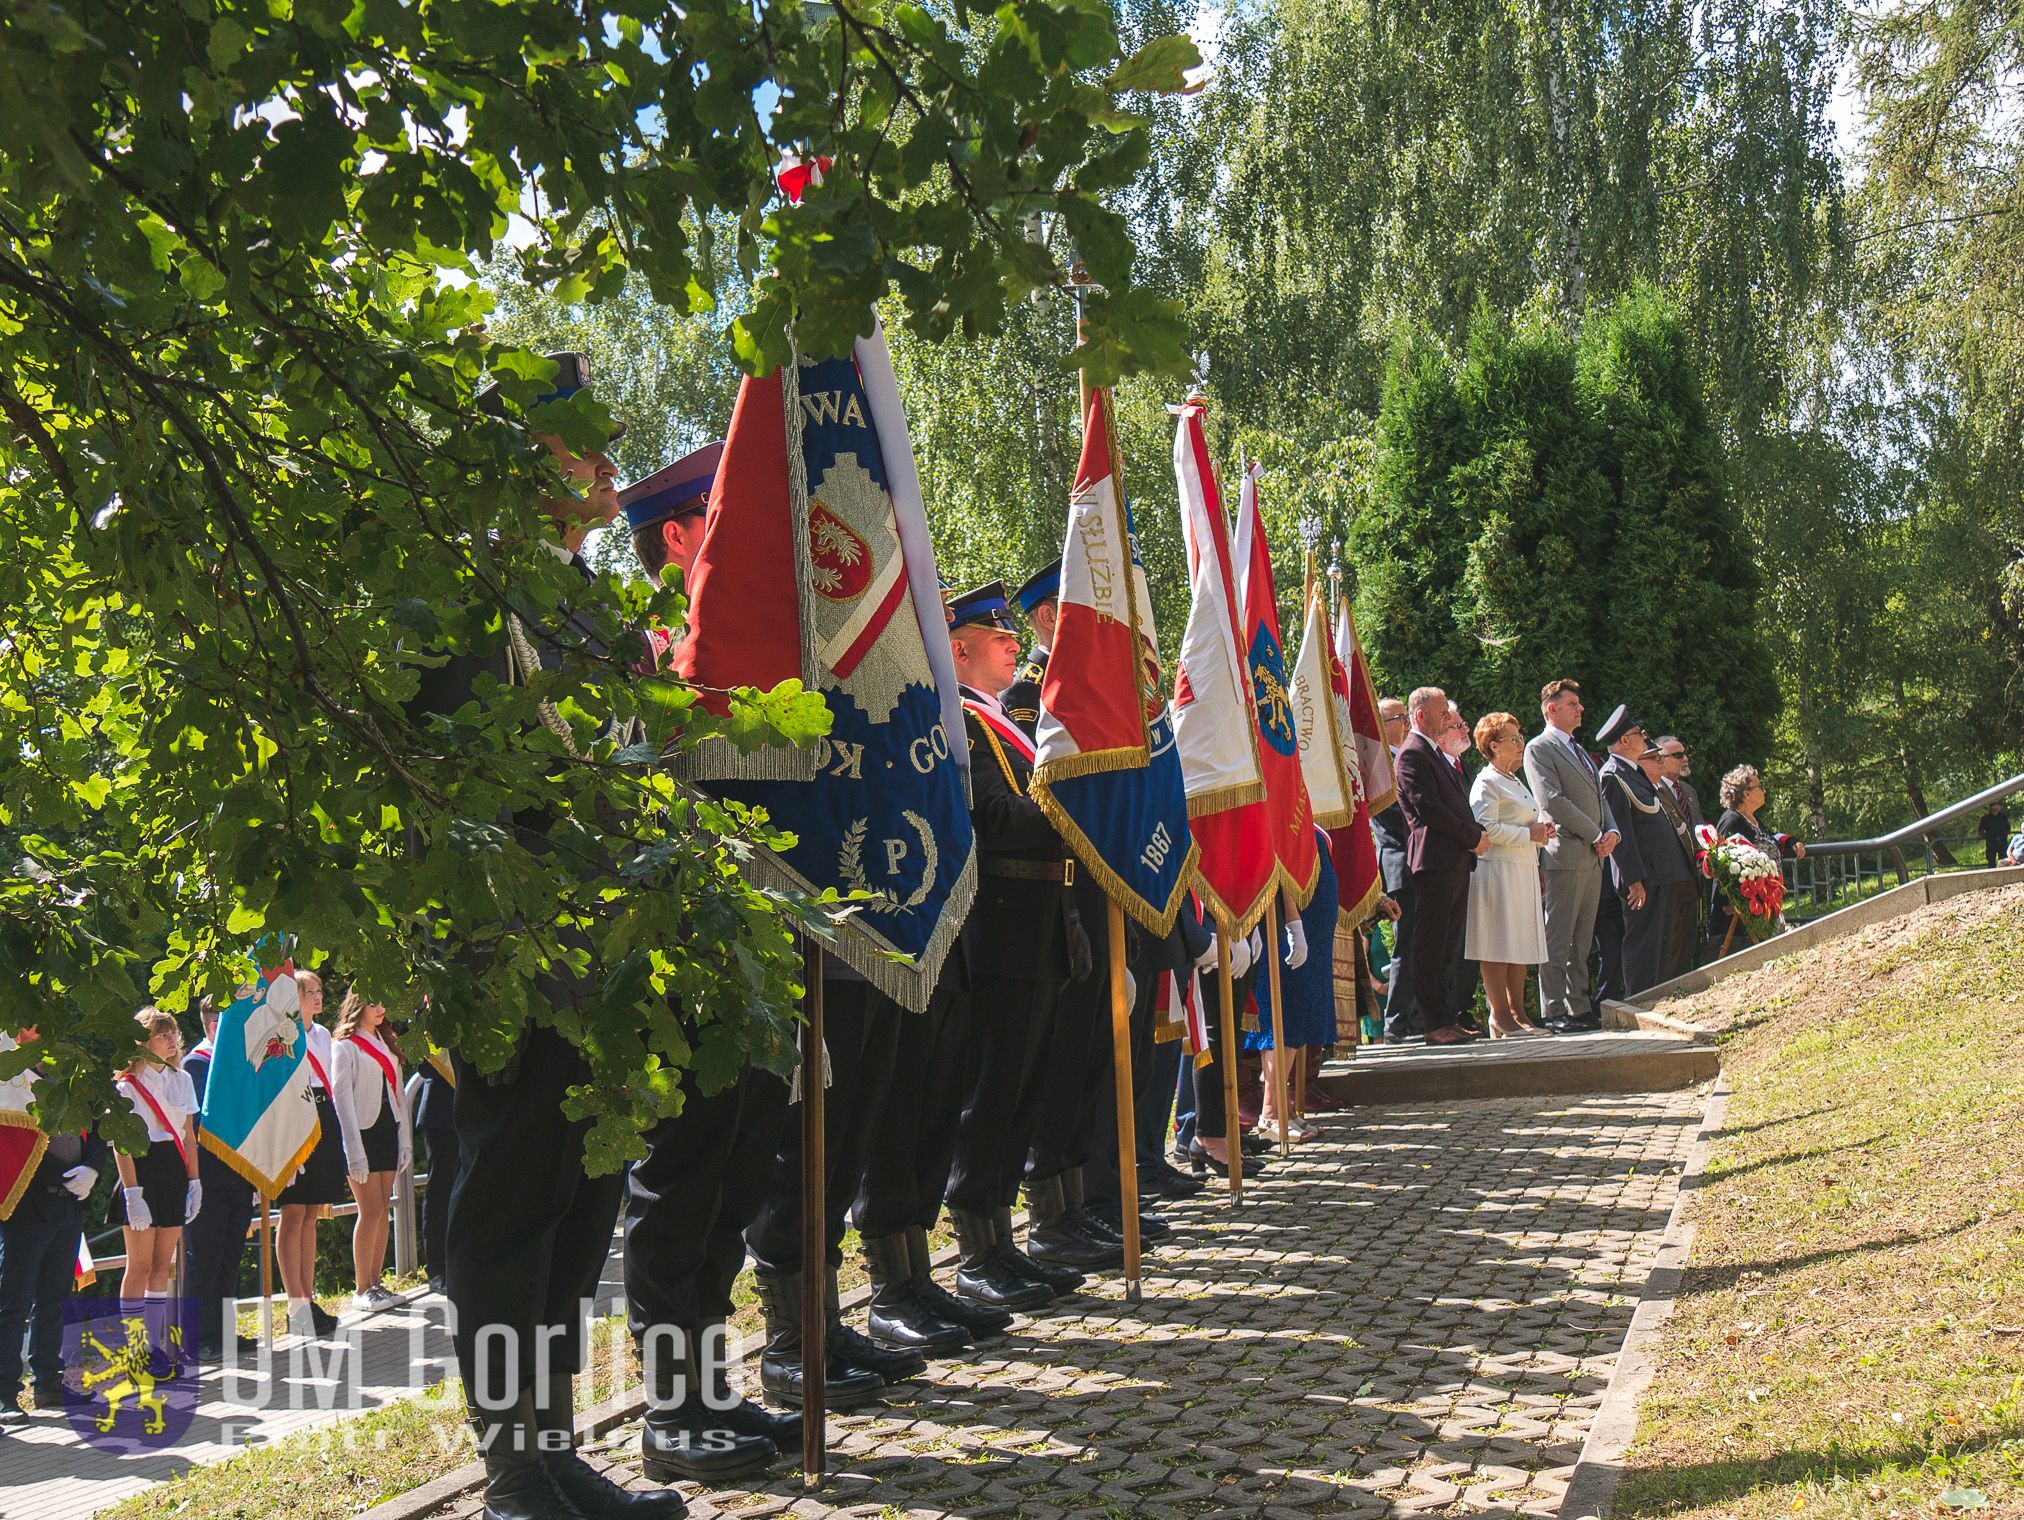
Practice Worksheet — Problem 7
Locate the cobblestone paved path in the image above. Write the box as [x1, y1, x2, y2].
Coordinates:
[436, 1088, 1704, 1520]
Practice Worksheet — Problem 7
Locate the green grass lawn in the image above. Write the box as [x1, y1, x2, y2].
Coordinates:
[1621, 885, 2024, 1518]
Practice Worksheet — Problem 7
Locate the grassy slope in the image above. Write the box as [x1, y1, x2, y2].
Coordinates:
[1618, 885, 2024, 1518]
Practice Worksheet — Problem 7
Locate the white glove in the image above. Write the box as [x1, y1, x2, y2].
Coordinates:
[184, 1178, 203, 1223]
[346, 1152, 369, 1186]
[123, 1186, 153, 1231]
[396, 1144, 413, 1175]
[1284, 918, 1309, 970]
[1248, 928, 1265, 969]
[1123, 970, 1137, 1009]
[1194, 934, 1220, 974]
[1230, 932, 1254, 978]
[61, 1165, 98, 1200]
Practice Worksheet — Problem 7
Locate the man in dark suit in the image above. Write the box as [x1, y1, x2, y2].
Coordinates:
[1393, 687, 1489, 1045]
[1597, 710, 1696, 996]
[1370, 698, 1419, 1039]
[182, 997, 257, 1361]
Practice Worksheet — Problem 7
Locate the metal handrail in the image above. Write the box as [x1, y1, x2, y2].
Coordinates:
[1803, 772, 2024, 857]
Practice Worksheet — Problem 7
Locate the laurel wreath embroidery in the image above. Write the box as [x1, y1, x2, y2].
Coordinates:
[838, 813, 939, 912]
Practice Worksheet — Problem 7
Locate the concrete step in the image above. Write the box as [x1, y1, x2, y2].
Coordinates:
[1316, 1029, 1719, 1104]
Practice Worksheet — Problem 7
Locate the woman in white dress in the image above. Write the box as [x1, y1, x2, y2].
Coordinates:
[1465, 712, 1557, 1037]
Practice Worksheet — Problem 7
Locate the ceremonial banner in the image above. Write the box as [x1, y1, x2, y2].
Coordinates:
[199, 955, 320, 1198]
[1233, 464, 1320, 905]
[0, 1031, 49, 1222]
[1155, 969, 1213, 1066]
[1030, 387, 1197, 934]
[1337, 595, 1395, 816]
[1289, 576, 1385, 924]
[669, 319, 975, 1011]
[1171, 402, 1274, 935]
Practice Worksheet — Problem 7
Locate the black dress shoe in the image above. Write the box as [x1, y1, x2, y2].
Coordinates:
[544, 1449, 688, 1518]
[1144, 1162, 1202, 1198]
[1240, 1131, 1271, 1155]
[1086, 1200, 1174, 1243]
[1186, 1139, 1267, 1179]
[753, 1272, 883, 1410]
[862, 1233, 969, 1354]
[997, 1237, 1083, 1294]
[914, 1272, 1014, 1337]
[641, 1405, 775, 1483]
[309, 1302, 340, 1337]
[713, 1393, 800, 1449]
[827, 1321, 925, 1383]
[479, 1459, 582, 1520]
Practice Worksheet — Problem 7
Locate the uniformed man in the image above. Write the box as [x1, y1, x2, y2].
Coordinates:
[183, 997, 256, 1361]
[999, 558, 1060, 731]
[415, 353, 682, 1520]
[615, 443, 800, 1483]
[1596, 707, 1696, 997]
[943, 583, 1085, 1309]
[1641, 740, 1703, 985]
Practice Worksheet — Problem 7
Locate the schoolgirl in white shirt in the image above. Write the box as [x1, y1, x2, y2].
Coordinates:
[331, 991, 413, 1310]
[111, 1008, 201, 1370]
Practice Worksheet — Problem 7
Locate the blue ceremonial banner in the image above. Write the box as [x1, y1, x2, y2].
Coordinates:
[670, 321, 975, 1011]
[199, 954, 319, 1198]
[1031, 388, 1197, 933]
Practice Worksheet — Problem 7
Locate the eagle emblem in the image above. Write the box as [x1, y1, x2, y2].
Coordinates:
[808, 502, 872, 601]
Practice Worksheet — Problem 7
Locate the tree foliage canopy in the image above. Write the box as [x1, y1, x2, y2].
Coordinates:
[0, 0, 1202, 1161]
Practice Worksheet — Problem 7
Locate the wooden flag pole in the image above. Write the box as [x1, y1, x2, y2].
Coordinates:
[1265, 897, 1291, 1157]
[1216, 934, 1242, 1205]
[799, 938, 828, 1485]
[258, 1195, 273, 1352]
[1106, 900, 1143, 1303]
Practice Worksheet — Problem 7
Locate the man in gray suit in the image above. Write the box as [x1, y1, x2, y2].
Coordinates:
[1523, 680, 1619, 1033]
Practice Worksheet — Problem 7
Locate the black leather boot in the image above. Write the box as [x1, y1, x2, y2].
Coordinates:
[997, 1206, 1083, 1294]
[1063, 1169, 1126, 1246]
[907, 1224, 1012, 1338]
[863, 1232, 969, 1354]
[1026, 1174, 1123, 1269]
[473, 1392, 582, 1520]
[825, 1265, 926, 1382]
[701, 1323, 802, 1450]
[950, 1207, 1052, 1310]
[531, 1375, 687, 1519]
[754, 1271, 881, 1411]
[640, 1334, 776, 1484]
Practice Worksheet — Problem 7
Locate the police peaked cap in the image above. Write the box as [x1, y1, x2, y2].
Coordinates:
[475, 350, 626, 440]
[620, 441, 724, 532]
[948, 581, 1018, 633]
[1012, 558, 1063, 614]
[1595, 704, 1641, 748]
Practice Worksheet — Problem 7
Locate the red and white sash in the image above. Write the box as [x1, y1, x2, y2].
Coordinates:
[345, 1031, 402, 1109]
[962, 697, 1037, 764]
[119, 1071, 190, 1170]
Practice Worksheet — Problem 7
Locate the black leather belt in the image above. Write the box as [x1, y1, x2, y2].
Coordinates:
[981, 858, 1076, 885]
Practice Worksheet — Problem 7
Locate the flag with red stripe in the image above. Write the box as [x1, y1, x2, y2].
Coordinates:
[1171, 401, 1274, 935]
[1029, 388, 1196, 933]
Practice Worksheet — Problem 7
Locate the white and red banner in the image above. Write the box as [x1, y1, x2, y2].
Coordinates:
[1030, 388, 1196, 933]
[1170, 402, 1274, 935]
[1233, 463, 1320, 904]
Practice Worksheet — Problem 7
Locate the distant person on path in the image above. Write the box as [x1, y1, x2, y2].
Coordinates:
[1712, 765, 1806, 946]
[0, 1025, 106, 1425]
[1524, 679, 1617, 1034]
[1979, 801, 2012, 867]
[183, 996, 257, 1361]
[331, 991, 412, 1312]
[1466, 713, 1556, 1036]
[1394, 686, 1489, 1046]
